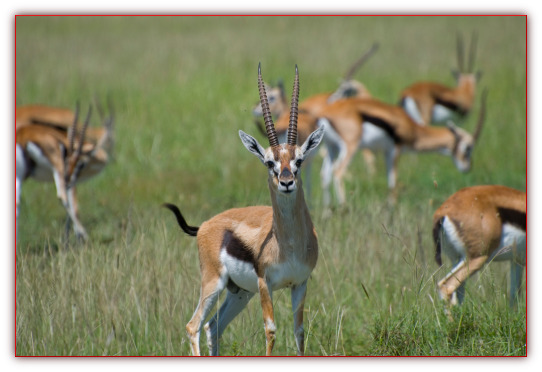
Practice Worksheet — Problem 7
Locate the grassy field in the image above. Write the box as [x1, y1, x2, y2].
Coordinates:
[15, 16, 526, 356]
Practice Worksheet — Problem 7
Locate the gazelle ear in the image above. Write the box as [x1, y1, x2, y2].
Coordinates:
[300, 126, 324, 158]
[239, 130, 266, 163]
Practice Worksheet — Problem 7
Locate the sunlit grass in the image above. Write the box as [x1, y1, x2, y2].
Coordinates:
[15, 15, 526, 356]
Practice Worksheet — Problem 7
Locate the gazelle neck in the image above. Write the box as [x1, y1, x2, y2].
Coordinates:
[268, 177, 313, 247]
[412, 125, 455, 155]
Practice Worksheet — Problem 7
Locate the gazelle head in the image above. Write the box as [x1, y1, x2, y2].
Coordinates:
[446, 88, 487, 172]
[240, 64, 324, 194]
[451, 32, 482, 86]
[251, 80, 287, 118]
[63, 101, 115, 187]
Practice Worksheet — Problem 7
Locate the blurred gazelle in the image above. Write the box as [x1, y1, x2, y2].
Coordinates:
[163, 64, 324, 356]
[16, 102, 114, 240]
[400, 33, 481, 126]
[433, 185, 526, 321]
[318, 90, 487, 206]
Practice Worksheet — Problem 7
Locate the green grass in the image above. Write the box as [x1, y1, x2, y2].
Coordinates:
[15, 16, 526, 356]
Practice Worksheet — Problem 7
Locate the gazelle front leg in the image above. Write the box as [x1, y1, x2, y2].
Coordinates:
[291, 281, 307, 356]
[258, 276, 276, 356]
[66, 186, 88, 241]
[385, 145, 400, 204]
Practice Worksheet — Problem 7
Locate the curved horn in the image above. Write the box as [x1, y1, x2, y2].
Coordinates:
[343, 42, 379, 81]
[68, 101, 80, 154]
[467, 31, 478, 73]
[456, 32, 465, 72]
[258, 63, 279, 148]
[73, 105, 92, 160]
[473, 88, 488, 143]
[287, 65, 300, 146]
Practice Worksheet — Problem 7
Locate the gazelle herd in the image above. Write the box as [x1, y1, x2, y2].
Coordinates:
[16, 34, 525, 355]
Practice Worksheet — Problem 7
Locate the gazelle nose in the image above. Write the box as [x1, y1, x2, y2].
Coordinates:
[280, 179, 294, 188]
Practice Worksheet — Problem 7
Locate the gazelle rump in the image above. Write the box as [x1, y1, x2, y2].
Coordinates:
[318, 89, 487, 206]
[400, 33, 481, 126]
[16, 102, 114, 241]
[433, 185, 526, 321]
[163, 64, 324, 356]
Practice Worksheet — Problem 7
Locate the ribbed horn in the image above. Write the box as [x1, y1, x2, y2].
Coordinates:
[287, 65, 300, 146]
[473, 88, 488, 144]
[258, 63, 279, 148]
[68, 101, 80, 154]
[73, 105, 92, 161]
[467, 31, 478, 73]
[343, 42, 379, 81]
[456, 33, 465, 72]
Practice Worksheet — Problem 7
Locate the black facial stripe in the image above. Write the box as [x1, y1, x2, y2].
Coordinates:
[497, 207, 526, 231]
[223, 230, 255, 265]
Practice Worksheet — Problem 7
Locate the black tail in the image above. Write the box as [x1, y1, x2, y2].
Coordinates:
[162, 203, 199, 237]
[433, 217, 444, 266]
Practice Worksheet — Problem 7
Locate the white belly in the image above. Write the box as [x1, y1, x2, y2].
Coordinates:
[221, 250, 313, 293]
[360, 122, 394, 151]
[490, 223, 526, 265]
[432, 104, 455, 123]
[26, 142, 55, 182]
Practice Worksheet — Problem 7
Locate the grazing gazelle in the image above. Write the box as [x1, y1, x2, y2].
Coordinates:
[318, 89, 487, 206]
[432, 185, 526, 321]
[16, 103, 114, 240]
[163, 64, 324, 356]
[399, 33, 481, 126]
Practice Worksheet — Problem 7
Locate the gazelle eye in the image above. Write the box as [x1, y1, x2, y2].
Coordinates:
[295, 159, 302, 168]
[266, 161, 274, 169]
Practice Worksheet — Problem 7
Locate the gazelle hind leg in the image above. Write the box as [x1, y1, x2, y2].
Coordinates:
[204, 288, 254, 356]
[509, 260, 525, 308]
[437, 256, 488, 320]
[186, 276, 227, 356]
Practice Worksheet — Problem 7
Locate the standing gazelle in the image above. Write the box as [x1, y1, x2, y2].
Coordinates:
[433, 185, 526, 321]
[16, 102, 114, 240]
[163, 64, 324, 356]
[399, 33, 481, 126]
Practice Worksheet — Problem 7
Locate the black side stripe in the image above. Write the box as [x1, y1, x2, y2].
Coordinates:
[497, 207, 526, 231]
[223, 230, 255, 265]
[434, 96, 468, 117]
[359, 113, 401, 144]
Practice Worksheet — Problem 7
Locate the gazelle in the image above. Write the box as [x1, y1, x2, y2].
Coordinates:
[432, 185, 526, 321]
[399, 33, 481, 126]
[16, 103, 114, 240]
[163, 64, 324, 356]
[251, 44, 378, 194]
[318, 89, 487, 206]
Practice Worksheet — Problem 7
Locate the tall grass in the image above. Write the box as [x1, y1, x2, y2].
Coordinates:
[15, 16, 526, 356]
